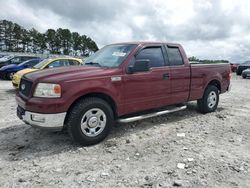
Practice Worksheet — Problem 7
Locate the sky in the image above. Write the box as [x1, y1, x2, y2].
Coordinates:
[0, 0, 250, 62]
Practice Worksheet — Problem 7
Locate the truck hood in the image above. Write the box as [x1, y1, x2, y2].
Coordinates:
[24, 65, 121, 83]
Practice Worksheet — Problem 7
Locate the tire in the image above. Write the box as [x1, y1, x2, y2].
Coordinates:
[6, 72, 15, 80]
[1, 73, 7, 80]
[66, 97, 114, 146]
[197, 85, 219, 114]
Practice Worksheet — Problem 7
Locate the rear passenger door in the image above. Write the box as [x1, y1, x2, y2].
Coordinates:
[165, 45, 190, 104]
[123, 45, 171, 114]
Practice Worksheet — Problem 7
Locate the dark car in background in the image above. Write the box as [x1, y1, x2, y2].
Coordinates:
[242, 68, 250, 79]
[236, 61, 250, 75]
[0, 55, 38, 68]
[0, 58, 42, 80]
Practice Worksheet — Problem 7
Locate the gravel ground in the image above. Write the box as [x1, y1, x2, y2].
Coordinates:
[0, 75, 249, 188]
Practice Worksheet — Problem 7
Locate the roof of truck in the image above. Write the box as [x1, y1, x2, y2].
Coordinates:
[111, 41, 181, 46]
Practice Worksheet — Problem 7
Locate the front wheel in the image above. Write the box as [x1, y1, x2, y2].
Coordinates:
[66, 97, 114, 146]
[197, 85, 219, 113]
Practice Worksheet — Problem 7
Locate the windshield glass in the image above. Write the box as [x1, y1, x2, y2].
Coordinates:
[84, 44, 136, 68]
[33, 59, 50, 69]
[19, 59, 36, 66]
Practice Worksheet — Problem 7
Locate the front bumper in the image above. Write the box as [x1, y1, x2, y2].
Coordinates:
[17, 106, 66, 130]
[12, 78, 20, 89]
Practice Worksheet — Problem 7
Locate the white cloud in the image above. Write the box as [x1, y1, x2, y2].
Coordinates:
[0, 0, 250, 62]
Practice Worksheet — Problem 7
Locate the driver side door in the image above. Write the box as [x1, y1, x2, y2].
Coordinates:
[122, 46, 171, 114]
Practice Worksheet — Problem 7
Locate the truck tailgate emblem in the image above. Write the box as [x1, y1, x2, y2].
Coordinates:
[111, 76, 122, 82]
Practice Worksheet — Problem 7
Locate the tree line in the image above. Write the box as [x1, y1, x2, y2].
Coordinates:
[0, 20, 98, 56]
[188, 56, 229, 64]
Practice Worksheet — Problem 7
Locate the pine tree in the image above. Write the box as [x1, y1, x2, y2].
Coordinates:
[0, 19, 99, 55]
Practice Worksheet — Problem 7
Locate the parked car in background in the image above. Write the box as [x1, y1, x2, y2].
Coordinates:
[0, 54, 7, 58]
[12, 57, 83, 88]
[0, 58, 42, 80]
[236, 61, 250, 75]
[0, 55, 14, 63]
[15, 42, 231, 145]
[230, 63, 237, 72]
[242, 68, 250, 79]
[0, 55, 38, 68]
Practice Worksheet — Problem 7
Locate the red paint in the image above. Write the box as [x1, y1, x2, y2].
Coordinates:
[16, 42, 231, 117]
[230, 63, 237, 72]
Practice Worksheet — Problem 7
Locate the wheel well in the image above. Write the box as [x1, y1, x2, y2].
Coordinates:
[64, 93, 117, 127]
[207, 80, 221, 91]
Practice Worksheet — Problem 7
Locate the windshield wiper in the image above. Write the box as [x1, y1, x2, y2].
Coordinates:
[85, 62, 102, 67]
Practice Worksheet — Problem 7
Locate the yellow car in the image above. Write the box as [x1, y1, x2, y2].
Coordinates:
[12, 57, 83, 89]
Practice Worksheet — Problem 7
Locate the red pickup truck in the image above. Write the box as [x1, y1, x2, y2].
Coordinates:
[16, 42, 231, 145]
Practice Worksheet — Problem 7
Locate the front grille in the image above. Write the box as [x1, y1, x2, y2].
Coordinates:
[19, 78, 33, 97]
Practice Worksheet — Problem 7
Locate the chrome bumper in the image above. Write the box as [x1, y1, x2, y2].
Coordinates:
[17, 107, 66, 130]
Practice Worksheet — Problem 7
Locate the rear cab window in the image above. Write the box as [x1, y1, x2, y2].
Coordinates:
[165, 46, 184, 66]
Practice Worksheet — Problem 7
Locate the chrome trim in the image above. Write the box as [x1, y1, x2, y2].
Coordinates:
[118, 105, 187, 123]
[80, 108, 106, 137]
[21, 111, 66, 130]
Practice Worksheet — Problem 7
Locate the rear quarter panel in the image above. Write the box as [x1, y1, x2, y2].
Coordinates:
[189, 63, 230, 101]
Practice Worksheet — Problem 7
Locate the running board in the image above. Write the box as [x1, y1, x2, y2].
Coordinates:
[117, 105, 187, 123]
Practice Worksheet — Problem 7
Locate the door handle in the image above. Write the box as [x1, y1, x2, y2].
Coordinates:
[163, 73, 170, 80]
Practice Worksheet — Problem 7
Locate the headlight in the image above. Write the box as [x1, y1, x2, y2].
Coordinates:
[34, 83, 61, 98]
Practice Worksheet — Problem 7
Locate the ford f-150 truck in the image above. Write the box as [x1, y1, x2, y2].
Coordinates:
[16, 42, 231, 145]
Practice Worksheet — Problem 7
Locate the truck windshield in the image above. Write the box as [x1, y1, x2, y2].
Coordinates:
[85, 44, 136, 68]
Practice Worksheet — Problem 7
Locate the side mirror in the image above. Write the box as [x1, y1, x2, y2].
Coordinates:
[127, 59, 150, 74]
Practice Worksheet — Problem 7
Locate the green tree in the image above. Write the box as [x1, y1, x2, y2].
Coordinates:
[0, 19, 99, 55]
[45, 29, 57, 53]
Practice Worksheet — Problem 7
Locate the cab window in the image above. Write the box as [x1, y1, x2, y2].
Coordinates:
[135, 47, 165, 68]
[166, 47, 184, 66]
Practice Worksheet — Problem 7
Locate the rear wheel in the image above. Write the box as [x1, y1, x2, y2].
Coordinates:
[197, 85, 219, 113]
[66, 97, 114, 146]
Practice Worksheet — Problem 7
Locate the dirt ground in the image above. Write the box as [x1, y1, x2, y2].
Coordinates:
[0, 75, 249, 188]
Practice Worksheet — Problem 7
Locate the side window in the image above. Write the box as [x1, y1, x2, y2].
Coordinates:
[29, 60, 40, 66]
[11, 57, 21, 64]
[69, 60, 79, 65]
[167, 47, 184, 66]
[63, 60, 70, 66]
[21, 57, 27, 61]
[135, 47, 165, 68]
[47, 60, 65, 68]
